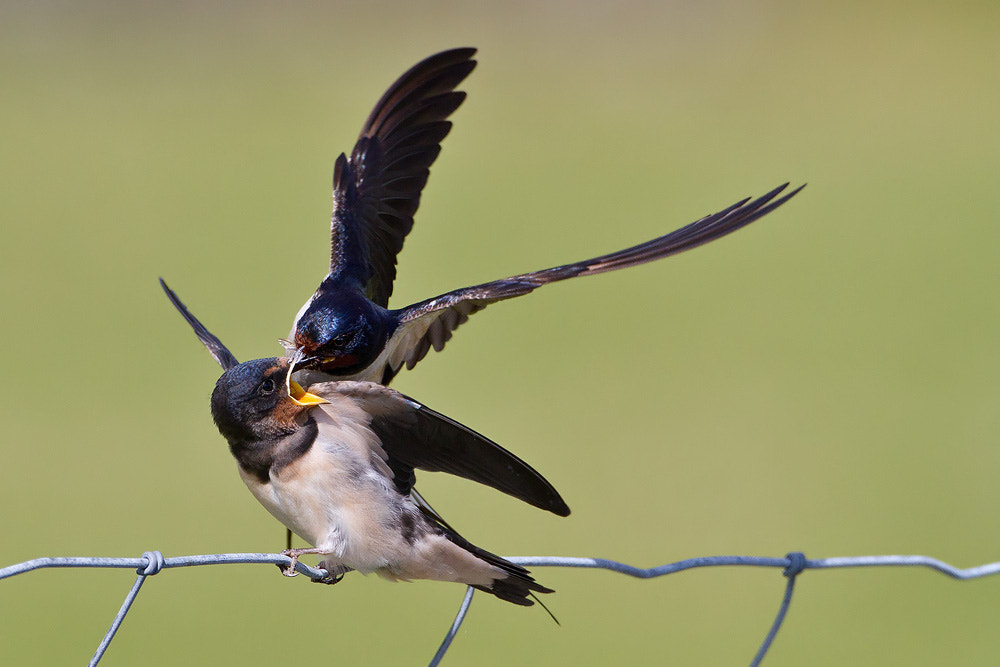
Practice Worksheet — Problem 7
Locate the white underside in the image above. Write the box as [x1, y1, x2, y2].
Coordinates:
[239, 397, 503, 587]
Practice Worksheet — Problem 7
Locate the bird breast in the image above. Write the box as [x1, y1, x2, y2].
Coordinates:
[238, 396, 410, 572]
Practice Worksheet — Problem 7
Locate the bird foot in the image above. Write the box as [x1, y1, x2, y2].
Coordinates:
[279, 548, 319, 578]
[312, 564, 353, 584]
[279, 547, 339, 579]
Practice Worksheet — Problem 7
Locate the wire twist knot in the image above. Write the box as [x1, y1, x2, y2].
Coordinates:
[138, 551, 164, 576]
[783, 551, 807, 577]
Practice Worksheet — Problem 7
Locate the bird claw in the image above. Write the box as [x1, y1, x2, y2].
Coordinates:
[280, 549, 303, 577]
[279, 548, 341, 580]
[312, 564, 352, 584]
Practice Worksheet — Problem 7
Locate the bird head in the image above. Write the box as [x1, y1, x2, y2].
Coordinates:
[210, 357, 328, 446]
[292, 288, 390, 376]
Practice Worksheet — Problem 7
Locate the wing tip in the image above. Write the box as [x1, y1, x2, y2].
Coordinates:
[551, 500, 571, 517]
[158, 276, 240, 371]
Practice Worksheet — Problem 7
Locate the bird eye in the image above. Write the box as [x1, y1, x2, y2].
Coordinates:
[259, 378, 275, 395]
[332, 332, 352, 347]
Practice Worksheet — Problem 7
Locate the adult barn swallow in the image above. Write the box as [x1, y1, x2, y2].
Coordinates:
[286, 47, 804, 384]
[161, 279, 567, 605]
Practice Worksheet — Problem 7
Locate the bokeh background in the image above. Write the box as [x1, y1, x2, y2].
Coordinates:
[2, 1, 999, 664]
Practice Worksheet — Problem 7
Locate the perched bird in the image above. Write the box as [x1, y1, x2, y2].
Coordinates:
[161, 279, 568, 605]
[286, 47, 805, 384]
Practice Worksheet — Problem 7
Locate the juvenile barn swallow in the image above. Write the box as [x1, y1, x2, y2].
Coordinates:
[286, 47, 804, 384]
[161, 279, 567, 605]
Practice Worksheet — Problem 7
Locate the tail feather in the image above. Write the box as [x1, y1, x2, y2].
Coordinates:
[440, 527, 553, 606]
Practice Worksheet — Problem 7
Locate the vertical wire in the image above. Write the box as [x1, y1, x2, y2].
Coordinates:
[88, 573, 148, 667]
[428, 586, 476, 667]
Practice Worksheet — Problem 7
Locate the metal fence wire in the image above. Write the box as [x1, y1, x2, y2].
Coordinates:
[2, 550, 998, 666]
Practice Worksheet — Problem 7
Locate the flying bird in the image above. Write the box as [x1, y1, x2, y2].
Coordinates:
[286, 47, 805, 384]
[161, 279, 568, 605]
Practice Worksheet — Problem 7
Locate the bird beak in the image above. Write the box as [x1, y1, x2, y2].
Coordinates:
[284, 353, 328, 406]
[289, 380, 328, 406]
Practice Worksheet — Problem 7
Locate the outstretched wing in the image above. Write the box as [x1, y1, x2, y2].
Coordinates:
[330, 48, 477, 306]
[309, 381, 570, 517]
[159, 278, 240, 370]
[376, 182, 805, 381]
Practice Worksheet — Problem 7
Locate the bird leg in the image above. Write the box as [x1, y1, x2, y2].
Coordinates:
[279, 547, 330, 578]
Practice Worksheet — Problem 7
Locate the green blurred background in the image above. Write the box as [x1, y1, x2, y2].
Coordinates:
[2, 1, 999, 664]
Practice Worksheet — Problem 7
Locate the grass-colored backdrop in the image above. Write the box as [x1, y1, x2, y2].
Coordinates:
[2, 2, 999, 665]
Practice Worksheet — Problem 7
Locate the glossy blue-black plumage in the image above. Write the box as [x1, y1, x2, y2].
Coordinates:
[286, 49, 804, 384]
[293, 279, 395, 376]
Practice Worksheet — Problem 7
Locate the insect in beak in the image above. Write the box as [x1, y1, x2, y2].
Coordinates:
[285, 353, 328, 406]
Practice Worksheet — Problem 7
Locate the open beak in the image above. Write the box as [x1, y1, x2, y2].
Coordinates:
[285, 351, 328, 406]
[289, 380, 328, 406]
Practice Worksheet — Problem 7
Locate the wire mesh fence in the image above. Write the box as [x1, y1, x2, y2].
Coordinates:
[2, 549, 998, 666]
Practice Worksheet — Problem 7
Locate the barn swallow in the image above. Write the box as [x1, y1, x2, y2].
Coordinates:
[285, 47, 805, 384]
[161, 279, 568, 605]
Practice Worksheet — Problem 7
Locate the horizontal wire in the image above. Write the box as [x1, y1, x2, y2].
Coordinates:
[0, 552, 328, 581]
[508, 554, 1000, 580]
[2, 550, 998, 666]
[7, 552, 998, 583]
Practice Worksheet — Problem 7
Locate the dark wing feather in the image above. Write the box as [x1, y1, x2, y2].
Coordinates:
[378, 182, 804, 379]
[325, 382, 570, 517]
[330, 48, 477, 306]
[159, 278, 239, 370]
